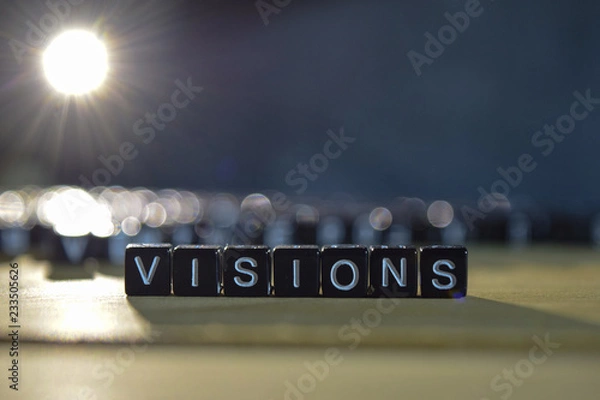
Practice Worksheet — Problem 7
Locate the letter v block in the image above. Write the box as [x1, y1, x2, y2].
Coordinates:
[419, 246, 467, 299]
[125, 244, 172, 296]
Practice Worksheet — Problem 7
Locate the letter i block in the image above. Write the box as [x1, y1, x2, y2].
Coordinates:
[321, 245, 368, 297]
[173, 245, 221, 296]
[125, 244, 172, 296]
[419, 246, 467, 298]
[272, 245, 320, 297]
[370, 246, 418, 298]
[223, 246, 271, 296]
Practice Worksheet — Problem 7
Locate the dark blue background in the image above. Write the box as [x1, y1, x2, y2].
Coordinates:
[0, 0, 598, 211]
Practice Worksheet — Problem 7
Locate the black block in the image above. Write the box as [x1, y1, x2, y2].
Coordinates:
[173, 245, 221, 296]
[223, 246, 270, 296]
[272, 245, 320, 297]
[321, 245, 368, 297]
[419, 246, 467, 298]
[370, 246, 417, 298]
[125, 244, 172, 296]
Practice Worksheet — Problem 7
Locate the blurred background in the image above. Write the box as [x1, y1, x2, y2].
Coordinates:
[0, 0, 599, 251]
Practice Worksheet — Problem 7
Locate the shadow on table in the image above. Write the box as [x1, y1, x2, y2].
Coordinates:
[126, 295, 600, 349]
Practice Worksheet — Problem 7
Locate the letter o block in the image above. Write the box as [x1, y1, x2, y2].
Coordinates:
[419, 246, 467, 298]
[321, 245, 368, 297]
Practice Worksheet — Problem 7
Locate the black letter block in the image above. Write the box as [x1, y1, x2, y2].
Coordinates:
[272, 245, 320, 297]
[125, 244, 172, 296]
[370, 246, 417, 298]
[321, 245, 368, 297]
[419, 246, 467, 298]
[223, 246, 270, 296]
[173, 245, 221, 296]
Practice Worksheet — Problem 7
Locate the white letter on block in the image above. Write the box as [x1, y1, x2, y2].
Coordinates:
[330, 259, 358, 291]
[134, 256, 160, 285]
[382, 257, 406, 287]
[293, 259, 300, 288]
[191, 258, 199, 287]
[234, 257, 258, 287]
[432, 259, 456, 290]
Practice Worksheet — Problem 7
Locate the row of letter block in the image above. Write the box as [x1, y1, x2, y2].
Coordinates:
[125, 244, 467, 298]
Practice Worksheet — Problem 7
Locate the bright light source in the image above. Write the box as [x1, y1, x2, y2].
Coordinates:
[44, 187, 114, 237]
[43, 30, 108, 95]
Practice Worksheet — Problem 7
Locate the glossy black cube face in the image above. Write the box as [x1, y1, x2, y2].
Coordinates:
[321, 245, 368, 297]
[272, 245, 320, 297]
[125, 244, 172, 296]
[173, 245, 220, 296]
[370, 246, 418, 298]
[223, 246, 271, 296]
[419, 246, 468, 298]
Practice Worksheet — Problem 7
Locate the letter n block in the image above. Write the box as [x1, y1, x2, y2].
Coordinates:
[125, 244, 172, 296]
[419, 246, 467, 298]
[370, 246, 417, 298]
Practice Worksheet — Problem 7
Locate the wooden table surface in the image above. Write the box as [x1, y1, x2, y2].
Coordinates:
[1, 245, 599, 399]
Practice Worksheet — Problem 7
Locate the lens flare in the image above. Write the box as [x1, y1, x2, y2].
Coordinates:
[43, 30, 108, 95]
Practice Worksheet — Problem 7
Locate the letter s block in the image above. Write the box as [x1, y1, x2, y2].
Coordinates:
[125, 244, 172, 296]
[419, 246, 467, 298]
[223, 246, 270, 296]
